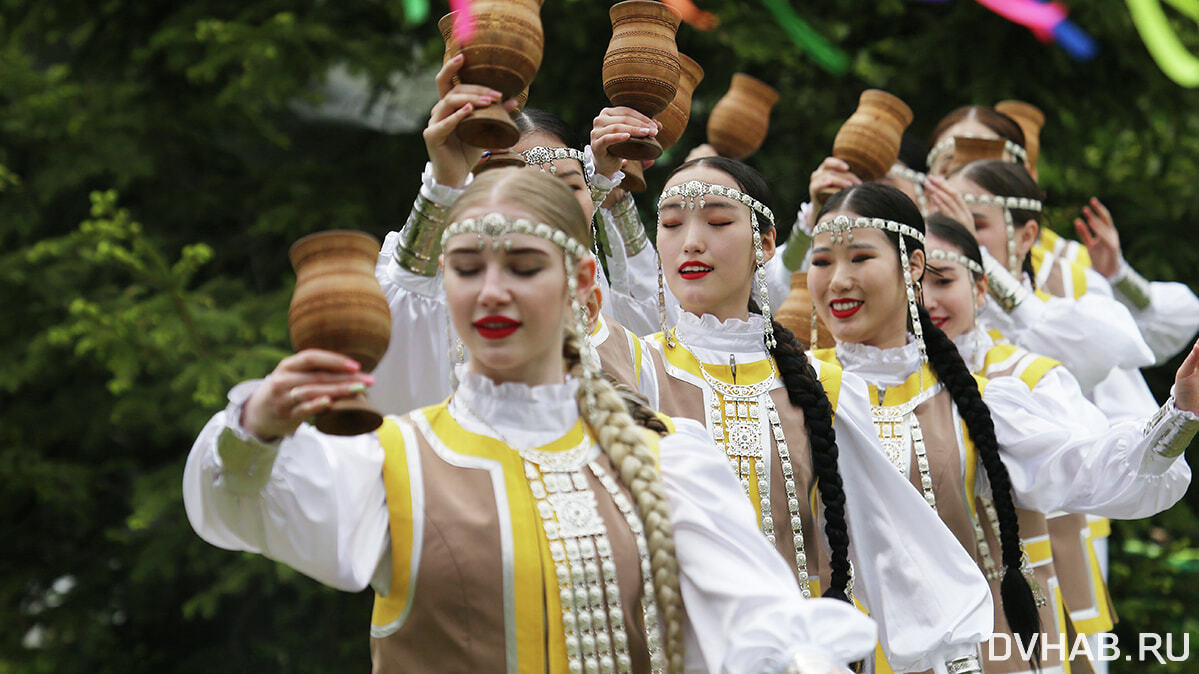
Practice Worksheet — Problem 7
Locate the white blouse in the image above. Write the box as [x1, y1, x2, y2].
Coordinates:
[1099, 261, 1199, 365]
[642, 312, 994, 674]
[978, 268, 1154, 393]
[183, 367, 878, 673]
[835, 336, 1194, 517]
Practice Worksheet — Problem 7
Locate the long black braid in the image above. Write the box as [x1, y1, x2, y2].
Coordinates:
[820, 182, 1042, 659]
[918, 305, 1041, 657]
[672, 152, 855, 605]
[767, 317, 853, 602]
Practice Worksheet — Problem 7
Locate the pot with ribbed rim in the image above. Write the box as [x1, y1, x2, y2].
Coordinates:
[449, 0, 544, 149]
[831, 89, 914, 183]
[994, 99, 1044, 176]
[619, 52, 704, 193]
[706, 73, 779, 160]
[288, 230, 391, 436]
[602, 0, 682, 161]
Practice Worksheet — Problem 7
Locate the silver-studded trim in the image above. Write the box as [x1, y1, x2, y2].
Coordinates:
[521, 146, 586, 175]
[870, 383, 943, 508]
[1143, 396, 1198, 460]
[929, 248, 984, 276]
[1112, 262, 1153, 311]
[442, 213, 590, 260]
[811, 214, 925, 246]
[946, 652, 983, 674]
[590, 461, 667, 673]
[981, 249, 1030, 313]
[395, 193, 452, 276]
[611, 194, 649, 257]
[657, 179, 775, 227]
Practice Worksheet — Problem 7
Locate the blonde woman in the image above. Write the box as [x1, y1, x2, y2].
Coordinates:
[184, 168, 876, 673]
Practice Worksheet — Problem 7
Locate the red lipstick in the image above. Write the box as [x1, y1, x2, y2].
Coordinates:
[829, 298, 863, 319]
[931, 315, 949, 329]
[473, 315, 521, 339]
[678, 260, 713, 280]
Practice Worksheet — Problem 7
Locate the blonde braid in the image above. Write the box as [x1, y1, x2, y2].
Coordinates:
[564, 333, 685, 674]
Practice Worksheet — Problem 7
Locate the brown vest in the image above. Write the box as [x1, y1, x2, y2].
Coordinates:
[368, 407, 652, 673]
[592, 313, 641, 392]
[643, 336, 833, 594]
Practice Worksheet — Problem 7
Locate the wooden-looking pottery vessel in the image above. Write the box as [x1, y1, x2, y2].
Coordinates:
[776, 272, 835, 350]
[995, 99, 1044, 173]
[948, 136, 1007, 174]
[706, 73, 779, 160]
[831, 89, 914, 182]
[620, 53, 703, 194]
[288, 231, 391, 436]
[451, 0, 544, 149]
[602, 0, 682, 161]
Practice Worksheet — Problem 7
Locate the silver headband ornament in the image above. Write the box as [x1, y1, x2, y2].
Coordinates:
[959, 192, 1042, 275]
[926, 136, 1028, 170]
[928, 248, 984, 275]
[441, 212, 595, 371]
[812, 214, 927, 364]
[520, 146, 586, 175]
[655, 179, 778, 349]
[656, 180, 775, 227]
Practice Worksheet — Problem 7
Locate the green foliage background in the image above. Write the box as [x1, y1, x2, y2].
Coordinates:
[1, 0, 1196, 671]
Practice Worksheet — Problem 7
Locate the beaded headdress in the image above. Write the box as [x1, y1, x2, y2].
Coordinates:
[958, 193, 1042, 275]
[520, 146, 586, 176]
[812, 214, 928, 363]
[928, 248, 983, 276]
[441, 212, 597, 380]
[888, 164, 929, 215]
[655, 179, 778, 349]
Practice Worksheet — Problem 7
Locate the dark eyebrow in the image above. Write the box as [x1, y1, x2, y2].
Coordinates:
[658, 201, 738, 212]
[556, 169, 583, 180]
[504, 248, 552, 257]
[811, 242, 879, 254]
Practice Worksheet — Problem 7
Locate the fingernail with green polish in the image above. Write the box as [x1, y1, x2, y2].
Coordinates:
[348, 382, 367, 394]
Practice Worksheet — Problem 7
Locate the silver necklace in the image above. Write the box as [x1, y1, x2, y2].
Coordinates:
[671, 331, 814, 597]
[453, 395, 665, 673]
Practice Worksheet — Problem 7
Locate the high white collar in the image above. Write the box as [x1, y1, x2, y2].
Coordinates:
[834, 334, 922, 387]
[674, 311, 771, 363]
[952, 326, 995, 374]
[448, 365, 580, 449]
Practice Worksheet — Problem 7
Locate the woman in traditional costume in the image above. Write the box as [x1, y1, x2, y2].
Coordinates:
[184, 167, 879, 673]
[805, 182, 1197, 673]
[624, 157, 997, 674]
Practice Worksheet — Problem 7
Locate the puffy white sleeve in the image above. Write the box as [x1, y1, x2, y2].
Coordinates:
[597, 205, 661, 337]
[979, 290, 1153, 392]
[182, 380, 391, 593]
[369, 231, 457, 417]
[832, 372, 991, 673]
[1107, 262, 1199, 363]
[983, 375, 1195, 517]
[661, 418, 878, 674]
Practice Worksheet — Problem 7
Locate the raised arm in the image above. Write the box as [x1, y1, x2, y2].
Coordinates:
[183, 350, 391, 592]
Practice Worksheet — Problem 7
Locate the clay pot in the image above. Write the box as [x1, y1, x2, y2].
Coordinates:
[602, 0, 682, 160]
[994, 99, 1044, 173]
[776, 272, 835, 350]
[706, 73, 779, 160]
[654, 53, 704, 151]
[288, 231, 391, 436]
[831, 89, 914, 182]
[451, 0, 544, 149]
[947, 136, 1007, 174]
[438, 12, 459, 65]
[616, 54, 702, 194]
